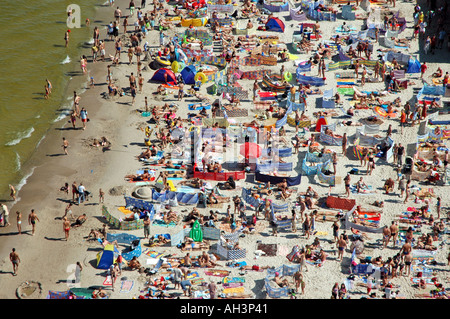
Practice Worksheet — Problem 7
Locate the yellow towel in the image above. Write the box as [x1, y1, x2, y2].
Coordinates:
[118, 206, 133, 215]
[223, 287, 245, 295]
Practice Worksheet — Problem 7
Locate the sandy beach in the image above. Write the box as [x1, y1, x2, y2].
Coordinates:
[0, 0, 449, 300]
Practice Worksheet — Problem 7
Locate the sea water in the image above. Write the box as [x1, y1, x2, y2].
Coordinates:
[0, 0, 101, 197]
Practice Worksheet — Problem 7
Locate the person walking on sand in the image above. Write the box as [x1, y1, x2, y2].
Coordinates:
[337, 234, 347, 262]
[10, 248, 20, 276]
[294, 271, 305, 294]
[99, 188, 105, 203]
[62, 137, 69, 155]
[420, 61, 427, 79]
[16, 211, 22, 234]
[71, 181, 78, 202]
[75, 261, 83, 285]
[70, 110, 77, 129]
[62, 203, 74, 220]
[344, 173, 351, 198]
[389, 221, 399, 248]
[78, 183, 86, 205]
[342, 132, 347, 156]
[382, 225, 391, 249]
[28, 209, 39, 236]
[63, 217, 71, 241]
[79, 107, 88, 130]
[1, 203, 10, 227]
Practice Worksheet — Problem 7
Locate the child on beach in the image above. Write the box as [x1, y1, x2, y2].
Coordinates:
[99, 189, 105, 203]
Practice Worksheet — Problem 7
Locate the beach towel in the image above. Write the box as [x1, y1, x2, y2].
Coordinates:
[191, 277, 205, 285]
[118, 206, 133, 215]
[144, 250, 164, 259]
[350, 185, 376, 195]
[411, 277, 435, 285]
[222, 276, 246, 284]
[103, 275, 116, 286]
[152, 219, 177, 227]
[337, 87, 355, 96]
[223, 287, 245, 295]
[277, 245, 291, 256]
[223, 282, 244, 288]
[256, 243, 278, 257]
[186, 271, 199, 280]
[120, 280, 134, 293]
[188, 103, 212, 110]
[204, 269, 230, 277]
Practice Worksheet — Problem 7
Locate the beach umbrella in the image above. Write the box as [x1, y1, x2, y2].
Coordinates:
[240, 142, 261, 159]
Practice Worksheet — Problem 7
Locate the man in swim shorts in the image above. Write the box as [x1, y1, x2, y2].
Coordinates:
[10, 248, 20, 276]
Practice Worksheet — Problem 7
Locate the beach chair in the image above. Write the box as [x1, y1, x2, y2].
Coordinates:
[322, 89, 336, 109]
[149, 258, 163, 275]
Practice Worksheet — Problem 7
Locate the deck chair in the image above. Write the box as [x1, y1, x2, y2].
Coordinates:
[322, 89, 336, 108]
[149, 258, 163, 274]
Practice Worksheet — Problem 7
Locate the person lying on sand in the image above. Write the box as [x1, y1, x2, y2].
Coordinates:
[207, 192, 230, 204]
[72, 214, 87, 227]
[274, 272, 290, 287]
[179, 178, 202, 188]
[124, 169, 151, 181]
[128, 256, 142, 270]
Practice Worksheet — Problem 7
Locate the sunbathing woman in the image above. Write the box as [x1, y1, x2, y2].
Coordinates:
[207, 192, 230, 204]
[124, 169, 151, 181]
[179, 178, 202, 188]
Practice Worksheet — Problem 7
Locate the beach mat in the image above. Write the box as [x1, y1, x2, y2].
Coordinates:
[204, 269, 230, 277]
[337, 87, 355, 95]
[119, 280, 134, 293]
[222, 276, 246, 284]
[256, 243, 278, 257]
[223, 287, 245, 295]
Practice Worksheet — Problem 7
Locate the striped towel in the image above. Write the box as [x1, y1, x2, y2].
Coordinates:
[120, 280, 134, 293]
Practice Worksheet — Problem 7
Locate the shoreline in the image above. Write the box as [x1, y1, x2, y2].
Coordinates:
[0, 0, 449, 300]
[0, 1, 121, 297]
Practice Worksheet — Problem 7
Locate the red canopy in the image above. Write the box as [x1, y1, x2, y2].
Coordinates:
[240, 142, 261, 159]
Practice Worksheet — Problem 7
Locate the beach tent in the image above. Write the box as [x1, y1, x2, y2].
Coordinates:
[96, 244, 120, 269]
[315, 116, 328, 132]
[407, 58, 421, 74]
[265, 17, 285, 32]
[180, 65, 197, 84]
[150, 68, 177, 84]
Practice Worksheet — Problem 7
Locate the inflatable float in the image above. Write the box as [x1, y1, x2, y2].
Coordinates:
[181, 17, 208, 27]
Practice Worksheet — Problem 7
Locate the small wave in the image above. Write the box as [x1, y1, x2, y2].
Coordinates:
[53, 110, 71, 123]
[15, 152, 21, 171]
[87, 38, 94, 45]
[6, 127, 35, 146]
[16, 166, 36, 196]
[61, 55, 71, 64]
[36, 134, 46, 149]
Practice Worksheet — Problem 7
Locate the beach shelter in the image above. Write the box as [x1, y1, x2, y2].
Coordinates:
[150, 68, 177, 84]
[406, 58, 421, 74]
[189, 220, 203, 242]
[240, 142, 262, 159]
[265, 17, 285, 32]
[180, 65, 197, 84]
[96, 244, 120, 270]
[315, 116, 328, 132]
